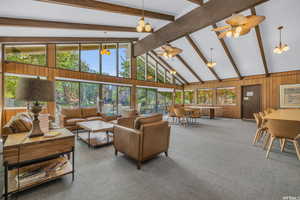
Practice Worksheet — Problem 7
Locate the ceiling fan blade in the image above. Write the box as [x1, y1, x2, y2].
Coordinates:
[245, 15, 266, 28]
[217, 31, 228, 39]
[226, 14, 247, 26]
[212, 25, 231, 32]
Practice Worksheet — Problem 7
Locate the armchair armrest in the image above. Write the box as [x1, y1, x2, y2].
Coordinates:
[113, 125, 142, 160]
[98, 113, 118, 122]
[60, 114, 69, 127]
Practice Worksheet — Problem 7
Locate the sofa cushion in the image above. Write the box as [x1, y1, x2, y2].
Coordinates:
[65, 118, 86, 126]
[62, 108, 82, 118]
[82, 107, 98, 118]
[86, 116, 103, 121]
[134, 113, 163, 130]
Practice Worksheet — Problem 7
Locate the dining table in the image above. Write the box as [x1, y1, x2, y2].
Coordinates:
[184, 106, 222, 119]
[264, 109, 300, 121]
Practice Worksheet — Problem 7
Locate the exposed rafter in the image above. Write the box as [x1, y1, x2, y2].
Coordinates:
[0, 37, 138, 43]
[148, 52, 186, 85]
[134, 0, 269, 56]
[176, 55, 204, 83]
[251, 7, 269, 76]
[186, 0, 204, 6]
[36, 0, 174, 21]
[185, 35, 221, 81]
[212, 24, 243, 80]
[0, 17, 137, 32]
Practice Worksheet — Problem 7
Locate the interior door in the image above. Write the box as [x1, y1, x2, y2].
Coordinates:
[242, 85, 261, 119]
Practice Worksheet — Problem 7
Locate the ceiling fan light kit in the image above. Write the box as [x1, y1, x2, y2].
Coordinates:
[273, 26, 289, 54]
[207, 48, 216, 68]
[136, 0, 152, 32]
[156, 44, 182, 59]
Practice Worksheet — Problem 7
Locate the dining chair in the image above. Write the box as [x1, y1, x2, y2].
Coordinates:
[265, 119, 300, 160]
[167, 105, 177, 124]
[258, 111, 271, 149]
[190, 109, 201, 124]
[174, 107, 189, 127]
[252, 113, 268, 145]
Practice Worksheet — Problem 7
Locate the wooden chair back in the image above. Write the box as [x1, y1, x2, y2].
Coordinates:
[174, 107, 186, 118]
[253, 113, 262, 128]
[266, 119, 300, 139]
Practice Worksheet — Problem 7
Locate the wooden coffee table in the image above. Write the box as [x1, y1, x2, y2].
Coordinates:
[76, 120, 114, 148]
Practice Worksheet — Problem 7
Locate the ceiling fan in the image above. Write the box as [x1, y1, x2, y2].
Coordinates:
[212, 14, 265, 39]
[156, 44, 183, 59]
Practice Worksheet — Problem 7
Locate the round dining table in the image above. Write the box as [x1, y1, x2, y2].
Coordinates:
[264, 109, 300, 121]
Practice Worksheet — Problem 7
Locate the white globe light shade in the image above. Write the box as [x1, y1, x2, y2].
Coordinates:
[136, 25, 143, 32]
[138, 18, 145, 27]
[144, 23, 152, 32]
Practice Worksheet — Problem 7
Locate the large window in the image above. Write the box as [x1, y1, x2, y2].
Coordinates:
[56, 81, 80, 110]
[137, 55, 146, 80]
[101, 43, 117, 76]
[175, 91, 183, 104]
[118, 86, 131, 113]
[80, 82, 99, 107]
[118, 43, 131, 78]
[147, 55, 156, 82]
[166, 71, 172, 84]
[56, 44, 80, 71]
[157, 91, 173, 114]
[80, 44, 100, 74]
[137, 88, 157, 114]
[197, 89, 213, 105]
[102, 84, 117, 115]
[4, 75, 26, 107]
[4, 44, 47, 66]
[217, 87, 237, 105]
[184, 91, 194, 104]
[157, 65, 165, 83]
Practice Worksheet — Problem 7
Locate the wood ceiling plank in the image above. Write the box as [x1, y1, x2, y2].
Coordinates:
[185, 35, 221, 81]
[176, 54, 204, 83]
[148, 52, 186, 85]
[0, 37, 138, 43]
[0, 17, 137, 32]
[251, 7, 269, 76]
[36, 0, 174, 21]
[212, 24, 243, 80]
[134, 0, 269, 56]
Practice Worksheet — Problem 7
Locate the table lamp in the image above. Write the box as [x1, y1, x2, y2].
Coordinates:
[16, 77, 55, 138]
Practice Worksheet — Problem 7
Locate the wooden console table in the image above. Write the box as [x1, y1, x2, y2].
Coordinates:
[3, 128, 75, 200]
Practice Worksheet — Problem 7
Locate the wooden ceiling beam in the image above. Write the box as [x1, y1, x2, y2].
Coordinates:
[212, 24, 243, 80]
[251, 7, 269, 76]
[36, 0, 174, 21]
[186, 0, 204, 6]
[134, 0, 269, 56]
[150, 51, 189, 85]
[176, 54, 204, 83]
[0, 37, 138, 43]
[0, 17, 137, 32]
[185, 35, 221, 81]
[148, 52, 186, 85]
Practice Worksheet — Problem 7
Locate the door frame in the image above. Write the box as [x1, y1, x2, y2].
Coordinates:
[240, 84, 262, 120]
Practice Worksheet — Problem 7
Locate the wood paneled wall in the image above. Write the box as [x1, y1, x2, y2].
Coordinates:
[184, 70, 300, 118]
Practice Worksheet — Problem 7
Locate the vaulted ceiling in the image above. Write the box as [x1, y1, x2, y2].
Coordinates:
[1, 0, 300, 84]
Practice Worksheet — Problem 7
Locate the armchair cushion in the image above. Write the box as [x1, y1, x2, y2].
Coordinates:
[134, 113, 163, 130]
[81, 107, 99, 118]
[86, 116, 103, 121]
[61, 108, 81, 118]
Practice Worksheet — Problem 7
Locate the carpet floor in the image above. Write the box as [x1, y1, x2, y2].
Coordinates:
[1, 118, 300, 200]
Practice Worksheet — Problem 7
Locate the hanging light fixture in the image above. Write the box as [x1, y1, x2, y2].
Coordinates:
[170, 70, 177, 75]
[273, 26, 289, 54]
[101, 32, 111, 56]
[136, 0, 152, 33]
[207, 48, 217, 68]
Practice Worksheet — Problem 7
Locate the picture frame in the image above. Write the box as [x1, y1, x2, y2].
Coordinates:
[280, 84, 300, 108]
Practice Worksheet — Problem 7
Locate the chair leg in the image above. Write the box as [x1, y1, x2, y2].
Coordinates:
[293, 140, 300, 160]
[165, 151, 168, 157]
[263, 133, 271, 150]
[137, 161, 141, 170]
[252, 129, 261, 145]
[115, 149, 118, 156]
[280, 138, 286, 152]
[266, 136, 275, 159]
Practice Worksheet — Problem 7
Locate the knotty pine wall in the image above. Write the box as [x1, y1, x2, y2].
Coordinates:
[184, 70, 300, 118]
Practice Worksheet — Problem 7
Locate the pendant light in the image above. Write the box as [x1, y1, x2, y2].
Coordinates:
[136, 0, 152, 33]
[101, 32, 111, 56]
[207, 48, 217, 68]
[273, 26, 289, 54]
[170, 70, 177, 75]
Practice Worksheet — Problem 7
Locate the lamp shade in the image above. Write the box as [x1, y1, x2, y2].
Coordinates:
[16, 78, 55, 102]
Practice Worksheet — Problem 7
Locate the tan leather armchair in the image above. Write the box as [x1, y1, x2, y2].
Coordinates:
[113, 113, 170, 169]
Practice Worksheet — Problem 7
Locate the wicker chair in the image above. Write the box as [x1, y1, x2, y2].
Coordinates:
[265, 119, 300, 160]
[174, 107, 189, 126]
